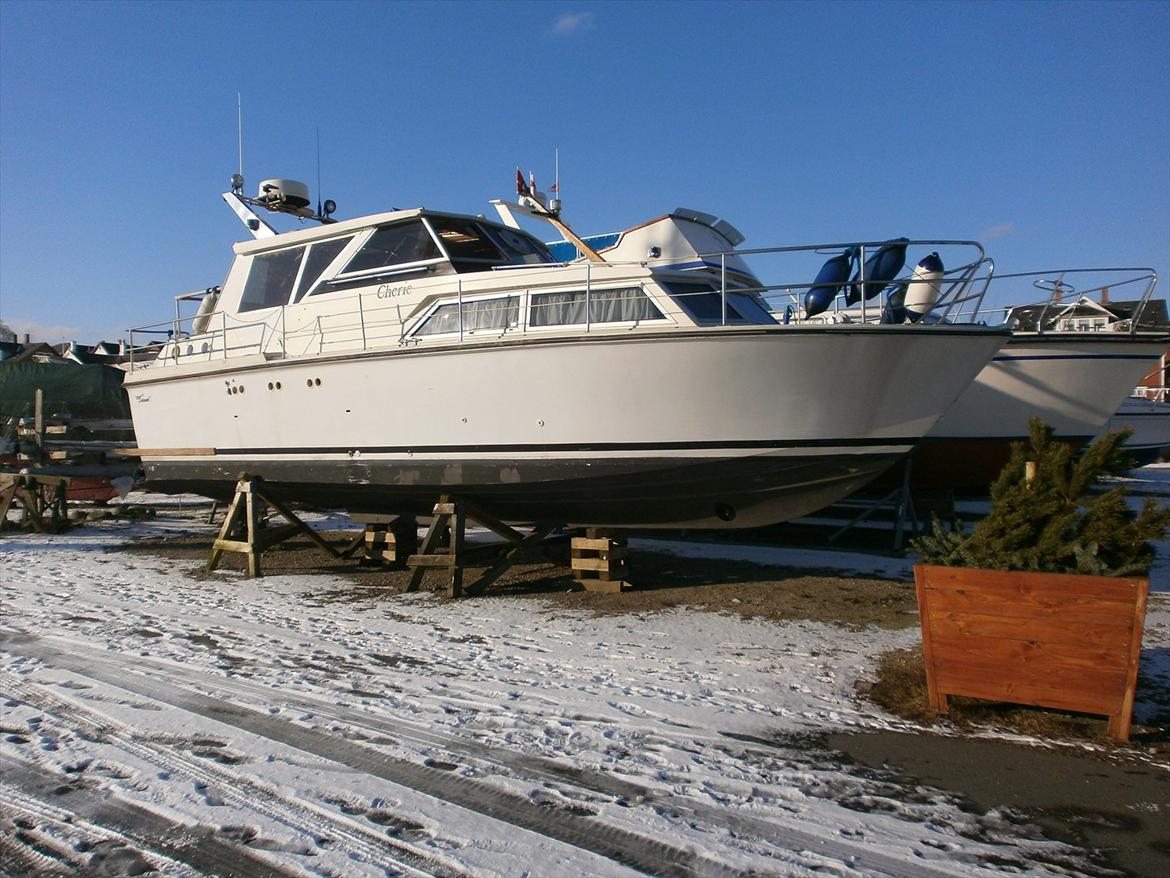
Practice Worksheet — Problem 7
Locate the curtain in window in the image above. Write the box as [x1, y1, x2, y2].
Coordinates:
[416, 296, 519, 336]
[531, 287, 661, 326]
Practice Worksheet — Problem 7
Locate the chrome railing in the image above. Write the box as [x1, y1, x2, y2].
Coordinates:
[966, 267, 1161, 336]
[126, 238, 1003, 372]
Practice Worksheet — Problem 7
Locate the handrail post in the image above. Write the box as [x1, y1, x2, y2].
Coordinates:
[280, 306, 286, 356]
[222, 312, 228, 360]
[721, 253, 727, 325]
[458, 277, 463, 343]
[859, 245, 867, 323]
[357, 291, 367, 350]
[585, 263, 592, 332]
[128, 330, 134, 371]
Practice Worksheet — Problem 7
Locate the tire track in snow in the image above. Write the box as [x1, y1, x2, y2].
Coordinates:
[0, 670, 475, 878]
[0, 756, 293, 877]
[3, 630, 983, 878]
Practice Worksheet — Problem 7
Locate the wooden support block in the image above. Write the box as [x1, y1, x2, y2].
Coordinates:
[570, 532, 631, 592]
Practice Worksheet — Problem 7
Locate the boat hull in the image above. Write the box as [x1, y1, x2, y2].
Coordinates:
[901, 334, 1168, 491]
[1101, 396, 1170, 466]
[126, 326, 1006, 527]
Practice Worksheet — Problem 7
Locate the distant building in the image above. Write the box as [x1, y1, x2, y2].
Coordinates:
[1005, 296, 1170, 333]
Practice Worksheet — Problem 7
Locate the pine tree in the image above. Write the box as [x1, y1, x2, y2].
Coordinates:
[913, 418, 1170, 576]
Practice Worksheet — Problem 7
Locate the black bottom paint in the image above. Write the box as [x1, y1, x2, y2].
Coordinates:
[144, 452, 904, 528]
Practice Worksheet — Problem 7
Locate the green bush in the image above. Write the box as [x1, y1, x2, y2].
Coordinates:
[913, 418, 1170, 576]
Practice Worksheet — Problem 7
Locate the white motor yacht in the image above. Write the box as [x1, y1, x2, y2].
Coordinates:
[123, 176, 1008, 527]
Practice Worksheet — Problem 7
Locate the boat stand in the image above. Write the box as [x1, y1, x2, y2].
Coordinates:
[341, 514, 419, 567]
[0, 472, 71, 533]
[826, 455, 957, 551]
[828, 455, 919, 550]
[406, 495, 558, 598]
[206, 474, 341, 577]
[570, 529, 631, 591]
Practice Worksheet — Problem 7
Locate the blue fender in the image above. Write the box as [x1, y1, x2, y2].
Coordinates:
[845, 238, 909, 305]
[881, 282, 908, 323]
[804, 247, 856, 317]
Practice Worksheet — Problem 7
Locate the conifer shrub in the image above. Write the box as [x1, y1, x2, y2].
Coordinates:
[912, 418, 1170, 576]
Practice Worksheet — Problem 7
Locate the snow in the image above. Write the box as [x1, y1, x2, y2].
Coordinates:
[2, 487, 1168, 877]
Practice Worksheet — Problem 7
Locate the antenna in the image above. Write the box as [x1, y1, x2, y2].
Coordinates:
[316, 127, 322, 217]
[550, 147, 561, 214]
[236, 92, 244, 179]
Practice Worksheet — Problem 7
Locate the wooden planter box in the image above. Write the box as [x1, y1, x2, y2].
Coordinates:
[914, 564, 1149, 741]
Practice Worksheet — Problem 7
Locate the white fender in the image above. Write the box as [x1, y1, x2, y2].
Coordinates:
[904, 253, 943, 320]
[192, 289, 220, 334]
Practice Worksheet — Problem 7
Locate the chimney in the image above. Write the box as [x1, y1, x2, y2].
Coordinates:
[1100, 286, 1109, 304]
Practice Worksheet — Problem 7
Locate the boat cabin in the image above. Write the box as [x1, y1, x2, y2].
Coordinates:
[137, 201, 779, 372]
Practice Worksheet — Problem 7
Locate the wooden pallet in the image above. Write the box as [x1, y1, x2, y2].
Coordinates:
[571, 529, 631, 592]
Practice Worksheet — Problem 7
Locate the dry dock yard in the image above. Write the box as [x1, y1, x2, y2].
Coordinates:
[2, 470, 1169, 878]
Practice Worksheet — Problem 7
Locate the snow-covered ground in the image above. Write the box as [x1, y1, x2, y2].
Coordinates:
[1, 472, 1168, 877]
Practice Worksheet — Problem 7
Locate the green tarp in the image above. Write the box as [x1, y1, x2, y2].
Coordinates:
[0, 361, 132, 422]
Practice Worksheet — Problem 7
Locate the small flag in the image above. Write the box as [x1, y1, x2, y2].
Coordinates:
[549, 181, 558, 194]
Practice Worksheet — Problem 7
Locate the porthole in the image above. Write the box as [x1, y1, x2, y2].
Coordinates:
[315, 378, 321, 386]
[268, 382, 274, 390]
[306, 379, 313, 387]
[275, 381, 282, 390]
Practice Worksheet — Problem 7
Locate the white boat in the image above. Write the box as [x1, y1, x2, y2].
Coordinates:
[904, 271, 1168, 489]
[1100, 348, 1170, 466]
[554, 222, 1170, 492]
[123, 175, 1008, 528]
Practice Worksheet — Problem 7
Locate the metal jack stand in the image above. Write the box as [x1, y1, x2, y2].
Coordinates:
[206, 474, 340, 577]
[828, 455, 921, 551]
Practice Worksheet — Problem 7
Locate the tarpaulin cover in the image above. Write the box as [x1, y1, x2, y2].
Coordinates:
[0, 362, 132, 422]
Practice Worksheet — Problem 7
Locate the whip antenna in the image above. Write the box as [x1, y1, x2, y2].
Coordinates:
[237, 92, 244, 179]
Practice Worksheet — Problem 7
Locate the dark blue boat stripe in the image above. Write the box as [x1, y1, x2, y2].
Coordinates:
[213, 437, 917, 456]
[993, 354, 1159, 362]
[920, 435, 1095, 444]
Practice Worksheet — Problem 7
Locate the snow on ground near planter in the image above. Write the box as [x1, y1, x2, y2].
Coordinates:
[1, 494, 1168, 877]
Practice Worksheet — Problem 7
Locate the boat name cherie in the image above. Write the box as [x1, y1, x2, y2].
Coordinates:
[376, 282, 413, 299]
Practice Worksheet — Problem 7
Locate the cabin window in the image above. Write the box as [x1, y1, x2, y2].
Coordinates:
[295, 236, 354, 301]
[530, 286, 664, 327]
[662, 281, 776, 325]
[429, 219, 505, 262]
[485, 226, 555, 264]
[343, 222, 441, 275]
[239, 247, 305, 312]
[413, 295, 520, 337]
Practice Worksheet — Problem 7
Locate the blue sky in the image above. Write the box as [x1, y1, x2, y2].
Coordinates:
[1, 0, 1167, 342]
